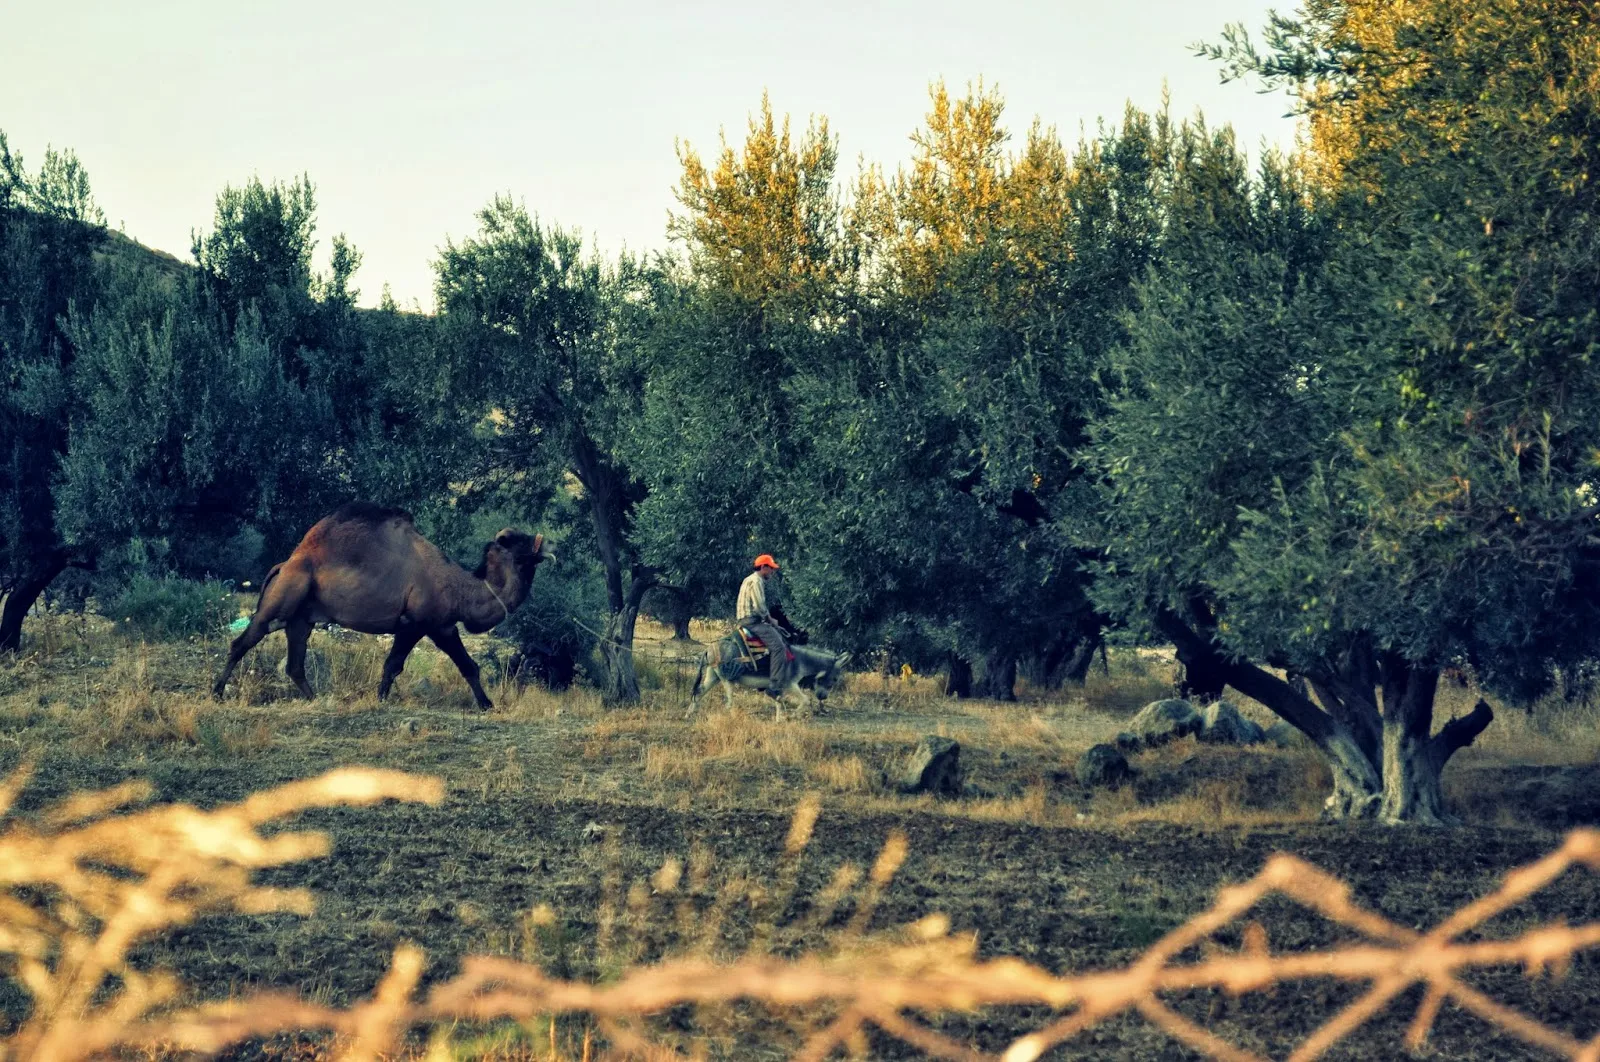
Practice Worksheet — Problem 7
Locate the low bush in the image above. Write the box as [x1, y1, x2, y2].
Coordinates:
[107, 573, 235, 641]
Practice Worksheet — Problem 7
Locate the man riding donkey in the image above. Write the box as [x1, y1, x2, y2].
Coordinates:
[735, 554, 807, 690]
[689, 553, 847, 719]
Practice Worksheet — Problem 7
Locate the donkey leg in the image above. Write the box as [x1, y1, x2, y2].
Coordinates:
[378, 629, 424, 701]
[429, 625, 493, 711]
[685, 652, 709, 720]
[282, 616, 315, 698]
[685, 665, 706, 720]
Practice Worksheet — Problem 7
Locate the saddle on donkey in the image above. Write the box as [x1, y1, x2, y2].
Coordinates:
[716, 623, 796, 686]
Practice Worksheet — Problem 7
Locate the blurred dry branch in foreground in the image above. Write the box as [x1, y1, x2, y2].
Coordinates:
[0, 769, 1597, 1061]
[0, 766, 445, 1062]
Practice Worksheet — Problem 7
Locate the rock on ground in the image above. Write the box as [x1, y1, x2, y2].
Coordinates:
[1264, 722, 1312, 749]
[898, 736, 962, 797]
[1127, 699, 1203, 748]
[1076, 743, 1133, 788]
[1199, 700, 1267, 745]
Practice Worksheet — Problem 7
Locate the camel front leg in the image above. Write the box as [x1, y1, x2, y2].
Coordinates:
[429, 625, 493, 710]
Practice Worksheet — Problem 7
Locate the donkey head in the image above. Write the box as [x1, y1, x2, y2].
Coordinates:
[814, 651, 852, 703]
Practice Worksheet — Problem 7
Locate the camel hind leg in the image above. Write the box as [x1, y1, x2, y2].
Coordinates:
[213, 562, 310, 699]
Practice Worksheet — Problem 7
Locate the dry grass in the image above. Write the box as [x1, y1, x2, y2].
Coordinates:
[5, 606, 1590, 833]
[3, 612, 1600, 1057]
[0, 765, 442, 1062]
[5, 771, 1594, 1062]
[807, 754, 872, 793]
[1460, 693, 1600, 765]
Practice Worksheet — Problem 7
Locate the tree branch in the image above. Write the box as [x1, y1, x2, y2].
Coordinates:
[1432, 698, 1494, 760]
[625, 566, 661, 612]
[1153, 608, 1383, 792]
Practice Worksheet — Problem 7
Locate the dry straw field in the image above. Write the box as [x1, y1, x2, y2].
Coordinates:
[0, 605, 1598, 1060]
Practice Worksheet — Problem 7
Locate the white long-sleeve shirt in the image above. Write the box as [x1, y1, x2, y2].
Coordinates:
[737, 571, 772, 622]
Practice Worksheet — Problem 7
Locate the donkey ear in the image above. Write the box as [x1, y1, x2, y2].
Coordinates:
[532, 533, 547, 558]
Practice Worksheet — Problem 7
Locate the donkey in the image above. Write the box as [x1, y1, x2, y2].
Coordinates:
[213, 502, 550, 709]
[688, 636, 851, 721]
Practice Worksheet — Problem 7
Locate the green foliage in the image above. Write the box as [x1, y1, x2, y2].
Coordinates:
[55, 270, 336, 562]
[107, 573, 234, 641]
[636, 87, 1172, 685]
[0, 132, 105, 646]
[433, 196, 660, 638]
[1089, 130, 1331, 650]
[1128, 0, 1600, 704]
[12, 7, 1600, 757]
[192, 175, 317, 337]
[496, 548, 608, 688]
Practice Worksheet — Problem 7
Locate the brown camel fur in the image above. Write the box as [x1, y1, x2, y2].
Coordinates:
[213, 502, 550, 709]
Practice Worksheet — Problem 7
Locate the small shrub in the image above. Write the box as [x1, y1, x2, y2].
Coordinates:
[497, 559, 605, 691]
[108, 574, 234, 641]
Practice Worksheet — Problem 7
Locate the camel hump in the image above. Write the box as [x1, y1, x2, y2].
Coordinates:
[327, 501, 414, 527]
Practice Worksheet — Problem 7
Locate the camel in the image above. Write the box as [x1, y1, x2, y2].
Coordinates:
[213, 502, 550, 709]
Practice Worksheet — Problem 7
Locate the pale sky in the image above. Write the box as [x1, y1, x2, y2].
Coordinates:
[3, 1, 1301, 310]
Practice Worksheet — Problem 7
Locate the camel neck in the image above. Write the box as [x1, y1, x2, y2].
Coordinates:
[483, 578, 510, 625]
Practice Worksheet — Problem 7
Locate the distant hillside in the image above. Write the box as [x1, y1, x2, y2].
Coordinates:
[95, 226, 191, 281]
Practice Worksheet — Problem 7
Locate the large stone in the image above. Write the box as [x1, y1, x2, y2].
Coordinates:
[898, 736, 962, 797]
[1264, 722, 1312, 750]
[1076, 743, 1132, 788]
[1127, 699, 1203, 748]
[1199, 700, 1267, 745]
[1114, 731, 1144, 754]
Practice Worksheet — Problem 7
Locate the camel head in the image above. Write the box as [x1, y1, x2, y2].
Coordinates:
[479, 529, 551, 602]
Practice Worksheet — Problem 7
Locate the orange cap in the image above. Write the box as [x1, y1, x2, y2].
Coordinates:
[753, 554, 779, 571]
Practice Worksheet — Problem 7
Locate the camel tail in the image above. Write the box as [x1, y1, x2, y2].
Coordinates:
[254, 563, 285, 608]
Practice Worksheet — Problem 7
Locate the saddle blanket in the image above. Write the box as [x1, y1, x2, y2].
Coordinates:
[738, 627, 771, 659]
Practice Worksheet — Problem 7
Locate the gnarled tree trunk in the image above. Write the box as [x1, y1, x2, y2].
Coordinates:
[1155, 610, 1492, 823]
[1374, 653, 1493, 825]
[600, 567, 658, 705]
[572, 429, 655, 706]
[1060, 636, 1102, 685]
[647, 586, 694, 640]
[976, 652, 1017, 701]
[0, 548, 80, 655]
[944, 654, 973, 698]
